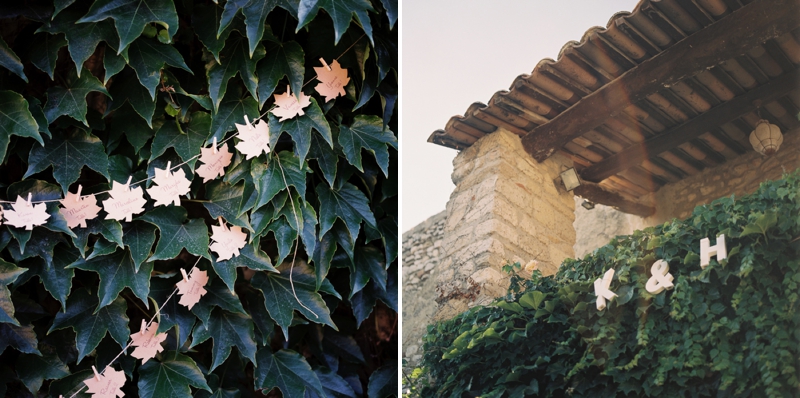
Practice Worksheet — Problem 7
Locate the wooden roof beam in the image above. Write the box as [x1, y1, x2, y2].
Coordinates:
[573, 181, 655, 217]
[580, 67, 800, 183]
[521, 0, 800, 162]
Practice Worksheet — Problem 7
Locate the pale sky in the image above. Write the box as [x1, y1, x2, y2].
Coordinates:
[401, 0, 642, 231]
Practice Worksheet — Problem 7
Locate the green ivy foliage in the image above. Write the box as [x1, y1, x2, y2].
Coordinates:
[0, 0, 397, 396]
[410, 170, 800, 398]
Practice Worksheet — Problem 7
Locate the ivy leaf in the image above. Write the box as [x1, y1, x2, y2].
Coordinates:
[122, 37, 192, 98]
[242, 289, 274, 346]
[268, 99, 332, 164]
[25, 247, 76, 311]
[6, 180, 76, 239]
[378, 216, 397, 264]
[379, 0, 397, 28]
[138, 351, 212, 398]
[210, 92, 259, 141]
[0, 323, 39, 355]
[139, 206, 211, 261]
[8, 229, 65, 271]
[264, 217, 296, 264]
[208, 34, 264, 112]
[252, 151, 308, 211]
[191, 277, 246, 325]
[348, 246, 386, 298]
[0, 90, 43, 163]
[367, 363, 397, 398]
[338, 115, 396, 177]
[309, 132, 338, 187]
[69, 248, 154, 310]
[312, 229, 337, 290]
[150, 275, 196, 348]
[301, 201, 318, 259]
[203, 180, 252, 232]
[0, 259, 26, 325]
[316, 182, 377, 240]
[37, 10, 119, 77]
[29, 33, 67, 79]
[241, 1, 293, 57]
[192, 4, 237, 63]
[150, 112, 212, 169]
[256, 40, 305, 107]
[15, 353, 70, 394]
[24, 129, 110, 194]
[43, 71, 111, 125]
[190, 308, 257, 372]
[49, 288, 129, 363]
[26, 96, 50, 139]
[71, 218, 123, 258]
[108, 69, 157, 127]
[297, 0, 374, 45]
[309, 367, 357, 398]
[0, 35, 26, 81]
[740, 211, 778, 237]
[254, 349, 325, 396]
[122, 221, 157, 270]
[78, 0, 180, 53]
[212, 243, 277, 292]
[104, 45, 127, 83]
[251, 269, 338, 338]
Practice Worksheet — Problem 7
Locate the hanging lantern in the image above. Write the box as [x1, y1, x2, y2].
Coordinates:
[749, 119, 783, 156]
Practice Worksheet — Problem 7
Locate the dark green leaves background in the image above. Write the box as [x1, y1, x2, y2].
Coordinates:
[0, 0, 397, 396]
[411, 171, 800, 397]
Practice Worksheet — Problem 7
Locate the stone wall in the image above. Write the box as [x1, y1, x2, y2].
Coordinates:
[401, 211, 446, 369]
[645, 128, 800, 223]
[435, 128, 576, 321]
[573, 197, 645, 258]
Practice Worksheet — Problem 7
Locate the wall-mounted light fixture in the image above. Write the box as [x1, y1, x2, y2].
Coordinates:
[749, 119, 783, 156]
[560, 168, 581, 191]
[581, 199, 595, 210]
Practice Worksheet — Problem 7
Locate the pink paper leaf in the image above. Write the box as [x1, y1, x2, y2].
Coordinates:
[4, 195, 50, 230]
[176, 267, 209, 309]
[314, 59, 350, 102]
[272, 87, 311, 122]
[210, 219, 247, 261]
[130, 321, 167, 364]
[234, 118, 271, 160]
[60, 188, 101, 228]
[147, 166, 192, 207]
[102, 180, 147, 222]
[195, 145, 233, 183]
[83, 367, 126, 398]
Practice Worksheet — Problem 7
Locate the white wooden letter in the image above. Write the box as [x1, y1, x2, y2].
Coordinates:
[700, 234, 726, 269]
[645, 260, 674, 294]
[593, 268, 617, 311]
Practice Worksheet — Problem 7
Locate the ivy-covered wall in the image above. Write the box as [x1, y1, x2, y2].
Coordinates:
[408, 169, 799, 397]
[0, 0, 398, 397]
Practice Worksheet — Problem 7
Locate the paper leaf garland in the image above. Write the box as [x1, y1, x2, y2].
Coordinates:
[272, 86, 311, 122]
[234, 117, 271, 160]
[60, 186, 101, 228]
[210, 218, 247, 261]
[176, 267, 208, 310]
[130, 321, 167, 364]
[147, 163, 192, 207]
[4, 195, 50, 230]
[314, 58, 349, 102]
[195, 142, 233, 183]
[83, 366, 126, 398]
[103, 179, 147, 222]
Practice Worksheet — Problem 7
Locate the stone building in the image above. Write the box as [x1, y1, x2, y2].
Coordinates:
[403, 0, 800, 370]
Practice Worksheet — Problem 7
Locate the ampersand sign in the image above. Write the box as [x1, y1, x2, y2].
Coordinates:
[645, 259, 674, 294]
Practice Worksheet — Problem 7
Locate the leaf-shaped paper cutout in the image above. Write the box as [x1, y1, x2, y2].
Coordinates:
[254, 349, 325, 397]
[78, 0, 179, 53]
[25, 129, 110, 194]
[267, 98, 332, 164]
[102, 179, 147, 222]
[139, 207, 211, 261]
[0, 91, 43, 163]
[297, 0, 374, 45]
[49, 288, 129, 363]
[122, 37, 192, 98]
[147, 166, 191, 207]
[175, 267, 209, 310]
[38, 9, 119, 77]
[314, 59, 350, 102]
[250, 269, 338, 338]
[60, 190, 102, 229]
[234, 118, 271, 160]
[210, 221, 247, 261]
[130, 321, 167, 364]
[83, 367, 126, 398]
[190, 308, 257, 372]
[210, 92, 260, 141]
[272, 87, 311, 122]
[0, 260, 27, 325]
[69, 248, 153, 309]
[196, 144, 233, 183]
[43, 70, 111, 125]
[137, 352, 211, 398]
[256, 40, 305, 107]
[316, 182, 377, 240]
[338, 115, 397, 177]
[4, 196, 50, 231]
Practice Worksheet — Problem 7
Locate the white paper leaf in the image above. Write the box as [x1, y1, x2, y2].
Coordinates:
[209, 219, 247, 261]
[83, 367, 126, 398]
[4, 196, 50, 230]
[102, 180, 147, 222]
[176, 267, 209, 310]
[234, 118, 271, 160]
[272, 87, 311, 122]
[195, 145, 233, 183]
[60, 190, 101, 228]
[130, 321, 167, 364]
[147, 166, 191, 207]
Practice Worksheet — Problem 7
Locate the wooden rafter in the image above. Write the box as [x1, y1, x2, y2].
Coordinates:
[580, 68, 800, 183]
[573, 181, 655, 217]
[521, 0, 800, 162]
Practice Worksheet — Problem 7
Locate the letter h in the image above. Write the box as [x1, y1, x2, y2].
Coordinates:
[700, 234, 726, 269]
